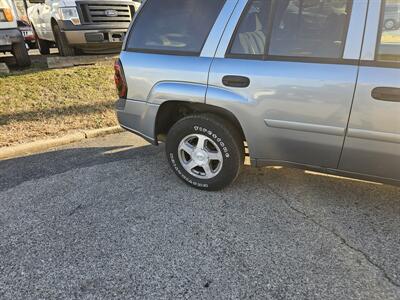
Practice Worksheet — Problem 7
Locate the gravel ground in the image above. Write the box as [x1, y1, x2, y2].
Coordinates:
[0, 132, 399, 299]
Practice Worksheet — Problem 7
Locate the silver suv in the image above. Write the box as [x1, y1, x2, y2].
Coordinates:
[115, 0, 400, 191]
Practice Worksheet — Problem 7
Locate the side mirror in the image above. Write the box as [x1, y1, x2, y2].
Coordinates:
[29, 0, 45, 3]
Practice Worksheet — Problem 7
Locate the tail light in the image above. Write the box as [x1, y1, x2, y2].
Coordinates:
[114, 59, 127, 99]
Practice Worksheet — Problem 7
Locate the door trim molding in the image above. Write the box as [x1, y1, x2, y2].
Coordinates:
[264, 119, 345, 136]
[347, 128, 400, 144]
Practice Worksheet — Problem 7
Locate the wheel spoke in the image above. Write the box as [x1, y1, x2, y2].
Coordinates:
[196, 135, 207, 150]
[185, 160, 199, 171]
[202, 163, 213, 178]
[208, 151, 223, 162]
[180, 142, 194, 155]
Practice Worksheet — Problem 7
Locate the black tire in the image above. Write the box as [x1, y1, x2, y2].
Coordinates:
[27, 41, 36, 50]
[34, 28, 51, 55]
[53, 24, 75, 56]
[12, 42, 31, 67]
[166, 114, 245, 191]
[384, 19, 396, 31]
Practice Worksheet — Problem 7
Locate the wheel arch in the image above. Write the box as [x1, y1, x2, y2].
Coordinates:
[50, 18, 60, 40]
[50, 18, 59, 30]
[154, 101, 247, 146]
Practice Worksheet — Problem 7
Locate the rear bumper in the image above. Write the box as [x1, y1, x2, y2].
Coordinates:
[0, 28, 24, 51]
[116, 98, 159, 145]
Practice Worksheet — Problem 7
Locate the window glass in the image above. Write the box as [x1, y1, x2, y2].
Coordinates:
[229, 0, 272, 56]
[269, 0, 351, 59]
[377, 0, 400, 62]
[126, 0, 226, 55]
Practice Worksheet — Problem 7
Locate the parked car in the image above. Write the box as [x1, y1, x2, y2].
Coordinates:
[17, 19, 35, 49]
[0, 0, 30, 67]
[27, 0, 142, 56]
[115, 0, 400, 191]
[384, 3, 400, 30]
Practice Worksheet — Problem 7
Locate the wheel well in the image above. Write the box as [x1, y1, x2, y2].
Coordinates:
[51, 18, 58, 31]
[155, 101, 246, 143]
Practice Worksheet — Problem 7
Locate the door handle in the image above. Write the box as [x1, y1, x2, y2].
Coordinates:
[371, 87, 400, 102]
[222, 75, 250, 88]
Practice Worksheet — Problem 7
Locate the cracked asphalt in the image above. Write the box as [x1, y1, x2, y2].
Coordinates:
[0, 132, 399, 299]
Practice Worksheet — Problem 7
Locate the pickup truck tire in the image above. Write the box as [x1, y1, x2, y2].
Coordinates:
[34, 29, 51, 55]
[166, 114, 244, 191]
[12, 42, 31, 67]
[53, 24, 75, 57]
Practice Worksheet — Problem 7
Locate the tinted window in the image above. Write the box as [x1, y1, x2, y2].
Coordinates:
[126, 0, 226, 55]
[269, 0, 352, 59]
[229, 0, 272, 56]
[377, 1, 400, 62]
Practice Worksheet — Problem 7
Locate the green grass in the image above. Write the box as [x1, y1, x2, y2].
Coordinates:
[0, 62, 118, 147]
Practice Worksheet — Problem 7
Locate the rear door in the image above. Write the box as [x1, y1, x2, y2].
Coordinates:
[207, 0, 367, 168]
[339, 0, 400, 182]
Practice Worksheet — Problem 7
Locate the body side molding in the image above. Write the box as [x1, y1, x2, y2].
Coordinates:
[347, 128, 400, 144]
[264, 119, 345, 136]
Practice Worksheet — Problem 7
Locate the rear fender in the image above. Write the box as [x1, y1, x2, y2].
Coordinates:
[147, 81, 207, 105]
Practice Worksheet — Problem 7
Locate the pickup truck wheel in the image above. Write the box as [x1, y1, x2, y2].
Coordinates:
[12, 42, 31, 67]
[166, 114, 244, 191]
[53, 24, 75, 56]
[34, 29, 50, 55]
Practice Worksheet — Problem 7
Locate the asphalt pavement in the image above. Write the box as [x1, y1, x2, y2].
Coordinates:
[0, 132, 399, 299]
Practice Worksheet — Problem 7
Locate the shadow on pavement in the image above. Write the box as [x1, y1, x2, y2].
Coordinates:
[0, 144, 156, 192]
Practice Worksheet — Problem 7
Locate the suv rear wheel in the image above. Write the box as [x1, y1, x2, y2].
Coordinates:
[12, 41, 31, 67]
[166, 114, 244, 191]
[53, 24, 75, 56]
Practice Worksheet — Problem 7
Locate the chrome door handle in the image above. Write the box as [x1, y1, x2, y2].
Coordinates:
[371, 87, 400, 102]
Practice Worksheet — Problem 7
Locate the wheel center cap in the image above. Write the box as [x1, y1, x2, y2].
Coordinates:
[193, 150, 208, 164]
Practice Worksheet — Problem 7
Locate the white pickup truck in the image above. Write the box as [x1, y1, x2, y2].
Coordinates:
[0, 0, 30, 67]
[27, 0, 141, 56]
